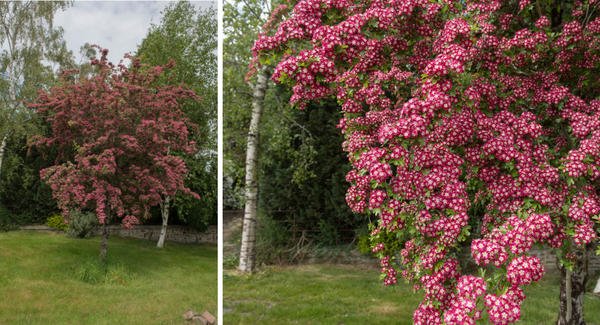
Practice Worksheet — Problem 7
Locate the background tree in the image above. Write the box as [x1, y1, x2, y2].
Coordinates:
[254, 0, 600, 324]
[224, 0, 268, 212]
[33, 49, 199, 263]
[136, 0, 217, 247]
[225, 0, 273, 272]
[0, 1, 73, 222]
[225, 0, 363, 270]
[258, 99, 358, 247]
[238, 66, 269, 272]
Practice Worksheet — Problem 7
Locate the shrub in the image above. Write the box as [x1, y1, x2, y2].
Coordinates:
[46, 214, 68, 231]
[356, 234, 372, 255]
[255, 214, 292, 265]
[0, 205, 17, 232]
[67, 210, 98, 238]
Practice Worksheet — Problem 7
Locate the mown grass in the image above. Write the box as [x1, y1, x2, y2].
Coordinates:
[0, 231, 217, 324]
[224, 264, 600, 324]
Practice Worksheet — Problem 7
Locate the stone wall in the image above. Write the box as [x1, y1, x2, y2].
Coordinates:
[529, 247, 600, 273]
[222, 210, 600, 272]
[223, 210, 243, 226]
[96, 225, 217, 245]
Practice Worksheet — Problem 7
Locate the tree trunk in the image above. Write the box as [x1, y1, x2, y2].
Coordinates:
[238, 68, 269, 273]
[157, 196, 170, 248]
[99, 221, 109, 265]
[557, 248, 589, 325]
[0, 134, 7, 181]
[593, 275, 600, 295]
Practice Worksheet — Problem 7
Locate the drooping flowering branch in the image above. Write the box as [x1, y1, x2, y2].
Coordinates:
[252, 0, 600, 323]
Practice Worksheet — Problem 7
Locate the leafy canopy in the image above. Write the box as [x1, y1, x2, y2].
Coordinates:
[32, 48, 199, 228]
[137, 1, 218, 228]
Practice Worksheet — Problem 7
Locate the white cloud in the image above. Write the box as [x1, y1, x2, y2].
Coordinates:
[55, 1, 214, 64]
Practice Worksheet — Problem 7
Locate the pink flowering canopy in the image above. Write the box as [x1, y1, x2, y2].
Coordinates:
[32, 48, 199, 228]
[253, 0, 600, 324]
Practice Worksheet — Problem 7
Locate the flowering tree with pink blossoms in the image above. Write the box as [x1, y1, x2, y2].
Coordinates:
[253, 0, 600, 324]
[32, 48, 199, 262]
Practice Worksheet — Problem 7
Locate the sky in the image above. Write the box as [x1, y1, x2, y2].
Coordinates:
[54, 1, 214, 64]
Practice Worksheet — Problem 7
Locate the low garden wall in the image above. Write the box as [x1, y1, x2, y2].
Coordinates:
[529, 247, 600, 273]
[222, 210, 600, 272]
[94, 225, 217, 245]
[21, 224, 217, 245]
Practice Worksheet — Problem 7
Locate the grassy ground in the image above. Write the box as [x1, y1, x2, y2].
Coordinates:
[0, 231, 217, 324]
[224, 264, 600, 325]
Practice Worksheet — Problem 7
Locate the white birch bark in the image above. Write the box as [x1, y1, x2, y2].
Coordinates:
[238, 68, 269, 273]
[156, 196, 171, 248]
[0, 135, 7, 181]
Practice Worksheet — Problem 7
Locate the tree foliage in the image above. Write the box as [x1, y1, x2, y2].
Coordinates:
[258, 99, 358, 245]
[0, 136, 57, 220]
[0, 1, 73, 220]
[0, 0, 73, 150]
[224, 0, 270, 209]
[225, 0, 360, 247]
[137, 1, 217, 229]
[254, 0, 600, 323]
[33, 48, 199, 228]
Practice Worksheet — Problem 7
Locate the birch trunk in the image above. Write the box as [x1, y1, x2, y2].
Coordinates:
[0, 135, 7, 181]
[156, 196, 171, 248]
[593, 276, 600, 295]
[557, 248, 589, 325]
[238, 68, 269, 273]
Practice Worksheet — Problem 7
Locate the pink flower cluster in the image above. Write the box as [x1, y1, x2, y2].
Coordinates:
[485, 287, 525, 325]
[569, 193, 600, 245]
[443, 275, 486, 324]
[506, 256, 544, 286]
[471, 239, 508, 267]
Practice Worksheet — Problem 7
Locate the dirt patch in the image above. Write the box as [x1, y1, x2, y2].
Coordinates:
[369, 302, 400, 315]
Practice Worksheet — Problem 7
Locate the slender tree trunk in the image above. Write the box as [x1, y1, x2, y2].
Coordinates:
[593, 275, 600, 295]
[99, 221, 109, 265]
[0, 134, 7, 181]
[239, 68, 269, 273]
[557, 248, 589, 325]
[157, 196, 170, 248]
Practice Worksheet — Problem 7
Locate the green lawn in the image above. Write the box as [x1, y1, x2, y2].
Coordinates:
[224, 264, 600, 324]
[0, 231, 217, 324]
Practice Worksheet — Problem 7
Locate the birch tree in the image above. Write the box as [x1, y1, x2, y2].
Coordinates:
[137, 1, 217, 248]
[238, 68, 269, 272]
[223, 0, 277, 272]
[0, 1, 72, 182]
